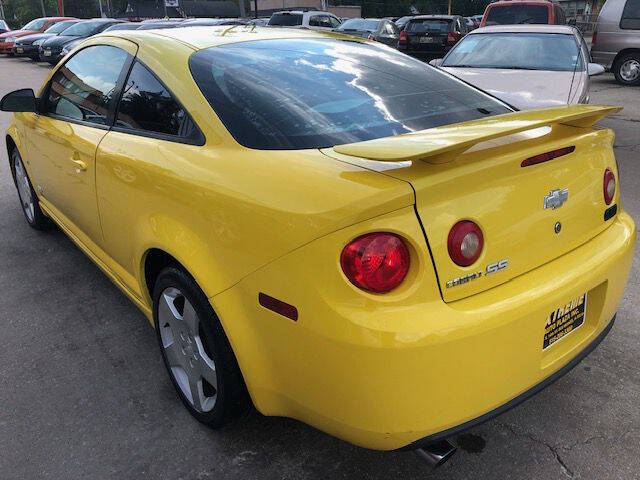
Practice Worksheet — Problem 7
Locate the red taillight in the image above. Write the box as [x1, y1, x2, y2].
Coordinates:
[521, 146, 575, 167]
[447, 32, 461, 45]
[592, 30, 597, 45]
[399, 30, 407, 44]
[448, 221, 484, 267]
[340, 233, 410, 293]
[603, 168, 616, 205]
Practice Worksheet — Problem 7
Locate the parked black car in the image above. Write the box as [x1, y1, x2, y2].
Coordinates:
[103, 22, 142, 32]
[335, 18, 400, 48]
[39, 19, 122, 64]
[398, 15, 468, 60]
[12, 19, 79, 60]
[394, 15, 414, 30]
[135, 21, 184, 30]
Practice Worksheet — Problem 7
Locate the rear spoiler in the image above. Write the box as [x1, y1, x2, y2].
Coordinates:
[332, 105, 621, 164]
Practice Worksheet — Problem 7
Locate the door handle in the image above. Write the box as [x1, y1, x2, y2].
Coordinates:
[72, 159, 87, 172]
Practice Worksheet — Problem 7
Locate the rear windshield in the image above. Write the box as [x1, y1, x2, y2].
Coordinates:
[443, 33, 582, 71]
[189, 39, 511, 150]
[268, 13, 303, 26]
[338, 19, 380, 31]
[485, 5, 549, 24]
[45, 21, 77, 34]
[63, 21, 107, 36]
[406, 19, 452, 33]
[23, 18, 46, 31]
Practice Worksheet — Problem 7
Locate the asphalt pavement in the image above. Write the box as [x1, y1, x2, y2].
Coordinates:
[0, 57, 638, 480]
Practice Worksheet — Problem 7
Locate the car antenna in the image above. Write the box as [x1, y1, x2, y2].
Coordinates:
[567, 29, 581, 104]
[221, 25, 240, 36]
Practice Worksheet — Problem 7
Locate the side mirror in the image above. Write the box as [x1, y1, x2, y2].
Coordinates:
[587, 62, 605, 76]
[429, 58, 443, 67]
[0, 88, 37, 112]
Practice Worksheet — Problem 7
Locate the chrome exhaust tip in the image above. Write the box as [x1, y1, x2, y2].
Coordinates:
[415, 439, 456, 468]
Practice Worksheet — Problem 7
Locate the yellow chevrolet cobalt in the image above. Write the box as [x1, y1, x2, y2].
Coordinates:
[2, 27, 635, 464]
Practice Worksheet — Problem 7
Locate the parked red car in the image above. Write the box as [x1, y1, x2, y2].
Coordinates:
[0, 17, 74, 54]
[480, 0, 567, 27]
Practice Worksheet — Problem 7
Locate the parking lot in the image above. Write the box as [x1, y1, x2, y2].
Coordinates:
[0, 56, 638, 480]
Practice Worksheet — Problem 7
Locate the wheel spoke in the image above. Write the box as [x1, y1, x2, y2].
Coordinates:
[182, 300, 199, 337]
[189, 378, 204, 412]
[163, 341, 184, 368]
[199, 354, 217, 389]
[158, 290, 183, 330]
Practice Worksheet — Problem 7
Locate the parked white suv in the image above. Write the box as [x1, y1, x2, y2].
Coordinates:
[267, 10, 342, 30]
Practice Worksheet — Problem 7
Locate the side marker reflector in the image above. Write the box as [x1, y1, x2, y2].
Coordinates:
[259, 293, 298, 321]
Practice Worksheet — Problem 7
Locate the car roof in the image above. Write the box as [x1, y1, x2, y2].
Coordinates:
[470, 24, 576, 34]
[109, 25, 349, 50]
[409, 15, 460, 20]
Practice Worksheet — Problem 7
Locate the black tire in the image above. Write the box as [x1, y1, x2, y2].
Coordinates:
[10, 148, 52, 231]
[153, 266, 249, 428]
[613, 52, 640, 86]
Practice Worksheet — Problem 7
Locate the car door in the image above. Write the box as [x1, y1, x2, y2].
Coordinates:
[27, 40, 135, 246]
[95, 59, 204, 295]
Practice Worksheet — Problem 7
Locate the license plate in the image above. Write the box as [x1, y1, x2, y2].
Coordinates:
[419, 37, 435, 43]
[16, 47, 23, 53]
[44, 50, 51, 56]
[543, 293, 587, 349]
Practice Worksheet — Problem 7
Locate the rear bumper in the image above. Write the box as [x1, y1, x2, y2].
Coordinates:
[590, 49, 616, 70]
[213, 208, 635, 450]
[403, 313, 616, 449]
[0, 42, 14, 54]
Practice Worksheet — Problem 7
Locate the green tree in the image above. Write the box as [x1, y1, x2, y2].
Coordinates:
[4, 0, 58, 28]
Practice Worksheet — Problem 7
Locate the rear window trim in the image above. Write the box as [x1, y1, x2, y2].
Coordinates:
[188, 39, 515, 150]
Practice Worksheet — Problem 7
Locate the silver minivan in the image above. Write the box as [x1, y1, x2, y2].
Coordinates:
[591, 0, 640, 85]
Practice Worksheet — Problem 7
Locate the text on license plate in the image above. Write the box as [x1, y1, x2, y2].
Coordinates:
[44, 50, 51, 56]
[16, 48, 23, 53]
[543, 293, 587, 349]
[419, 37, 435, 43]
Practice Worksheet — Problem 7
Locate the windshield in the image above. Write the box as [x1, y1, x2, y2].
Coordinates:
[406, 19, 452, 33]
[485, 5, 549, 24]
[45, 21, 77, 34]
[189, 39, 510, 150]
[22, 18, 46, 31]
[268, 13, 303, 26]
[62, 21, 105, 36]
[443, 33, 582, 71]
[337, 19, 380, 31]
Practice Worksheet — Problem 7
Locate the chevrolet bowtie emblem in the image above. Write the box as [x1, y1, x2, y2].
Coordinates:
[544, 189, 569, 210]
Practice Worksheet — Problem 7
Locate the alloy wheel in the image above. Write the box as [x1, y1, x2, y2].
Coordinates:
[158, 287, 218, 413]
[619, 59, 640, 83]
[13, 154, 35, 223]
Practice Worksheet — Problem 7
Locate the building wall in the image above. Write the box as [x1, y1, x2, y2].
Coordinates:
[328, 6, 361, 18]
[249, 0, 325, 12]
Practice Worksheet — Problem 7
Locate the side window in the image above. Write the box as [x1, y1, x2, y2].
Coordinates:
[384, 22, 396, 34]
[45, 45, 129, 126]
[621, 0, 640, 29]
[115, 61, 200, 141]
[329, 16, 342, 28]
[319, 16, 332, 28]
[309, 15, 322, 27]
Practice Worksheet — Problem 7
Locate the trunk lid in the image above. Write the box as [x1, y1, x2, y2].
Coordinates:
[325, 106, 620, 301]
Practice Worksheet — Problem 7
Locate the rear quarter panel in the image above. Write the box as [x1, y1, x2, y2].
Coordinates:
[95, 35, 414, 307]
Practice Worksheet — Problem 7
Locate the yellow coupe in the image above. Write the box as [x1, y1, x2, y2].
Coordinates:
[2, 27, 635, 463]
